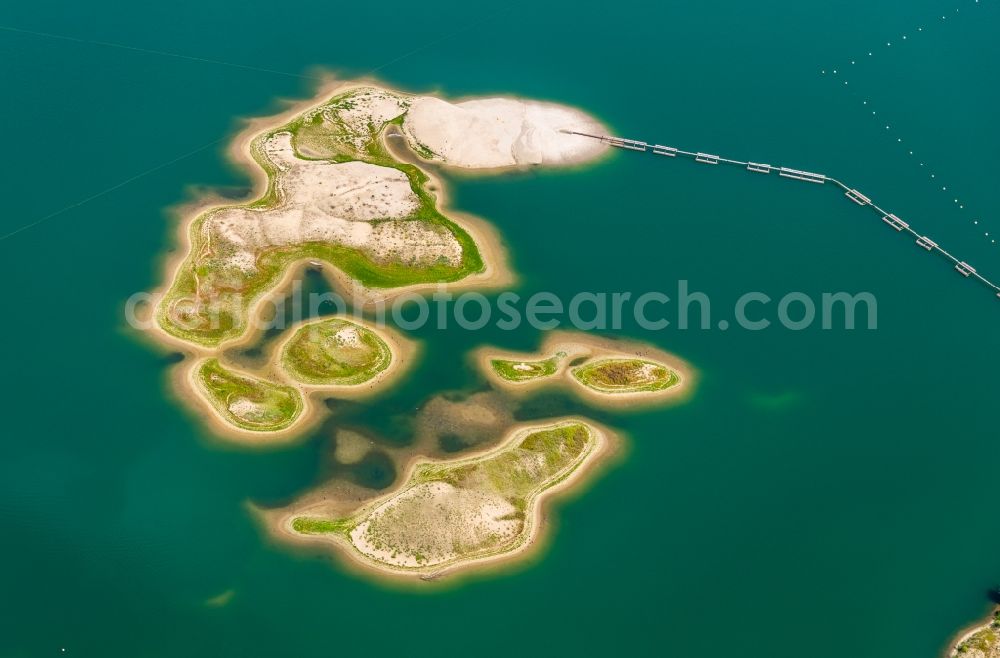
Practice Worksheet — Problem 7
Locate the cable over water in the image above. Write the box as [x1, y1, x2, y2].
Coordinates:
[564, 130, 1000, 297]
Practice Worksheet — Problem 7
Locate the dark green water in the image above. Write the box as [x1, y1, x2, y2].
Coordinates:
[2, 1, 998, 656]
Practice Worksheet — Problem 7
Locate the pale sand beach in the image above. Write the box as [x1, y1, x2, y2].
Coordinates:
[945, 608, 1000, 657]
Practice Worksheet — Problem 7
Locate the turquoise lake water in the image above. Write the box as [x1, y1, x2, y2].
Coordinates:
[1, 1, 998, 656]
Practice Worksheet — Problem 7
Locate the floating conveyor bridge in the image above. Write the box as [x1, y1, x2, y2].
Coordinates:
[564, 130, 1000, 298]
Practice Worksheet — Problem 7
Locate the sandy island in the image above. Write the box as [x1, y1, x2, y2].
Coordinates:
[130, 76, 702, 588]
[140, 76, 609, 442]
[473, 330, 696, 410]
[172, 315, 417, 445]
[260, 417, 619, 583]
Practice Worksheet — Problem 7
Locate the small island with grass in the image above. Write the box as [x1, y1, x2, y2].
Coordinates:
[150, 81, 607, 349]
[489, 351, 566, 383]
[572, 357, 679, 393]
[190, 358, 304, 434]
[277, 419, 613, 579]
[475, 331, 693, 408]
[280, 317, 393, 387]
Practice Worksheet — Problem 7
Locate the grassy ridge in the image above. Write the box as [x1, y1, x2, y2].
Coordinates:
[292, 517, 354, 535]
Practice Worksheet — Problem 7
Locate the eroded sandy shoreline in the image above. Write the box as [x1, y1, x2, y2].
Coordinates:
[170, 315, 418, 446]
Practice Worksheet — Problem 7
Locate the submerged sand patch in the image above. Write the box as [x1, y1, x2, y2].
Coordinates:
[333, 429, 374, 465]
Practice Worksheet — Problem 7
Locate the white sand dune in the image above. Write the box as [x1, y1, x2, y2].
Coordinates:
[403, 96, 607, 168]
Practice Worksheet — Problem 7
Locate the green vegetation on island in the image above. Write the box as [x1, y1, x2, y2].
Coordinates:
[194, 358, 303, 432]
[281, 318, 392, 386]
[157, 87, 485, 348]
[477, 334, 691, 410]
[571, 358, 679, 393]
[290, 421, 602, 574]
[291, 517, 354, 535]
[489, 352, 564, 382]
[954, 610, 1000, 657]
